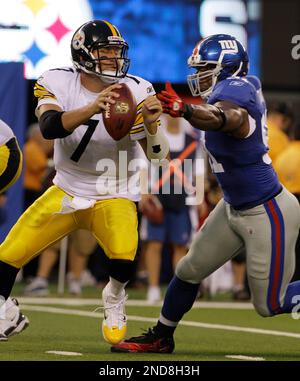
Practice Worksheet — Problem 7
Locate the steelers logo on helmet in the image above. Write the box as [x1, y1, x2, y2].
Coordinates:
[72, 30, 85, 50]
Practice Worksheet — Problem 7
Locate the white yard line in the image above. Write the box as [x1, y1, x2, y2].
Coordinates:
[21, 305, 300, 340]
[225, 355, 265, 361]
[46, 350, 82, 356]
[18, 297, 253, 310]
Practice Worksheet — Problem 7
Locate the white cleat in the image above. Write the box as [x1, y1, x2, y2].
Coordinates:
[0, 298, 29, 341]
[101, 286, 128, 345]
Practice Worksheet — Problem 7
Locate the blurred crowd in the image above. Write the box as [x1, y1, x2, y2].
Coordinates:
[0, 100, 299, 303]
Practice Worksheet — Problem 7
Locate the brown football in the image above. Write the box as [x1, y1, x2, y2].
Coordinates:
[103, 83, 137, 141]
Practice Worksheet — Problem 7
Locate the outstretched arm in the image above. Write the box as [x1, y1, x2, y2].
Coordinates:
[186, 101, 249, 138]
[157, 82, 250, 138]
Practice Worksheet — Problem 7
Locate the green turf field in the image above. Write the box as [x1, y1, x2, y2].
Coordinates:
[1, 283, 300, 361]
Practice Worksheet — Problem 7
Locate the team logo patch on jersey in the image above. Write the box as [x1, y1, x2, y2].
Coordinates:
[229, 80, 244, 86]
[147, 85, 154, 93]
[72, 31, 85, 50]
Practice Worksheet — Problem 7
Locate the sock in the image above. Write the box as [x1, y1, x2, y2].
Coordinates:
[281, 281, 300, 312]
[108, 277, 127, 298]
[156, 275, 199, 335]
[109, 259, 136, 283]
[0, 261, 19, 300]
[155, 320, 176, 338]
[4, 297, 15, 310]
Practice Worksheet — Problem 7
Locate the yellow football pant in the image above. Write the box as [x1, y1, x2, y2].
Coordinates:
[0, 186, 138, 268]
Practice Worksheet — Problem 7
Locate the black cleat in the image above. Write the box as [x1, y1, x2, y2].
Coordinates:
[111, 327, 175, 353]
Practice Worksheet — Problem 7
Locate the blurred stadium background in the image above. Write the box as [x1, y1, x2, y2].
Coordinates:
[0, 0, 299, 361]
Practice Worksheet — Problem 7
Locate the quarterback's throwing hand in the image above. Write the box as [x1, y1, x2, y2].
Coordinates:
[157, 82, 186, 118]
[91, 83, 122, 114]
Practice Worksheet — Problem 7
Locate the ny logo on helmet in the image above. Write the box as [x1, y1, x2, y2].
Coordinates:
[219, 40, 238, 50]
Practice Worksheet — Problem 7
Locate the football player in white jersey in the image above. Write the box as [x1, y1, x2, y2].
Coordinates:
[0, 20, 169, 345]
[0, 119, 25, 342]
[0, 119, 22, 194]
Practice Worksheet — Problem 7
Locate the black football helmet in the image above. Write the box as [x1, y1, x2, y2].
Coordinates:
[71, 20, 130, 83]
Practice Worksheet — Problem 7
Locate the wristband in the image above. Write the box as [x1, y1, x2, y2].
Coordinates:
[145, 127, 169, 160]
[182, 104, 194, 120]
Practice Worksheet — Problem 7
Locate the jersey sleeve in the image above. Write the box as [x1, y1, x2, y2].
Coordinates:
[0, 119, 14, 146]
[129, 79, 161, 142]
[246, 75, 262, 91]
[210, 78, 257, 112]
[33, 69, 66, 110]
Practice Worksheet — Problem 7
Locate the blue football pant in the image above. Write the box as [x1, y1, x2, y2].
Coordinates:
[176, 187, 300, 316]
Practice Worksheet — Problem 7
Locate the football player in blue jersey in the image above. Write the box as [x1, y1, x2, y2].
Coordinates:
[111, 34, 300, 353]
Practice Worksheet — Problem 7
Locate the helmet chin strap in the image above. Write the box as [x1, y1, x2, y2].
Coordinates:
[230, 61, 244, 78]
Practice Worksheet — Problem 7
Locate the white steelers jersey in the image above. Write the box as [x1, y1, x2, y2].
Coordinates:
[34, 67, 159, 201]
[0, 119, 14, 146]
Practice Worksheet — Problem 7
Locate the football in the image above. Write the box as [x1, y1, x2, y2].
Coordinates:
[103, 83, 137, 141]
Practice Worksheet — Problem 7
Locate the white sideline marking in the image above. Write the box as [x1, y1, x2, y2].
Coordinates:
[21, 305, 300, 340]
[46, 350, 82, 356]
[18, 297, 253, 310]
[226, 355, 265, 361]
